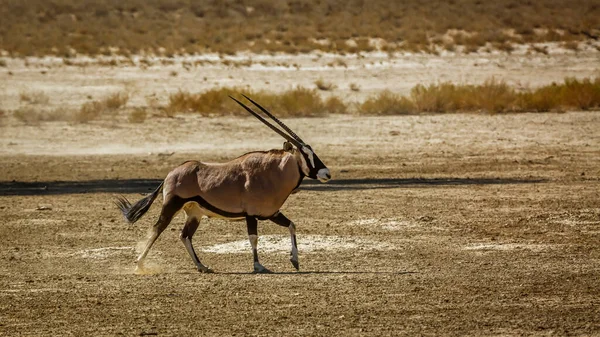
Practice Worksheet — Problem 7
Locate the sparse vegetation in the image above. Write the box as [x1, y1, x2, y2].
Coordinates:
[168, 87, 337, 117]
[128, 107, 147, 123]
[74, 91, 129, 123]
[6, 77, 599, 125]
[20, 91, 50, 105]
[103, 92, 129, 110]
[1, 1, 599, 56]
[315, 79, 336, 91]
[359, 91, 416, 115]
[13, 107, 72, 125]
[166, 77, 600, 116]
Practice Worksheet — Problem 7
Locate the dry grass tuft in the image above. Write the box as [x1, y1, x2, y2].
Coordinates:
[324, 96, 348, 114]
[13, 107, 41, 125]
[470, 79, 518, 113]
[74, 91, 130, 123]
[559, 77, 600, 110]
[128, 107, 147, 123]
[315, 79, 336, 91]
[103, 92, 129, 110]
[75, 101, 105, 123]
[411, 83, 459, 113]
[359, 91, 415, 115]
[20, 91, 50, 105]
[13, 106, 72, 125]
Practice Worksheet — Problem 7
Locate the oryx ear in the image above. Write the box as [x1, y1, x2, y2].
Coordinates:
[283, 141, 293, 151]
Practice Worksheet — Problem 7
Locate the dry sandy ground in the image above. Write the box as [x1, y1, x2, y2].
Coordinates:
[1, 111, 599, 336]
[1, 51, 600, 336]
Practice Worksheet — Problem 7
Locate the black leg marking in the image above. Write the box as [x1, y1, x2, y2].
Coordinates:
[269, 212, 292, 227]
[181, 216, 213, 273]
[269, 212, 300, 271]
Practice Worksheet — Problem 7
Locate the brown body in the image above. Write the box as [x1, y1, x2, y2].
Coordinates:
[166, 149, 303, 218]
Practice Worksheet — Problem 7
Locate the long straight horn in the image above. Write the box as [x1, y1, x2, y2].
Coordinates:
[241, 94, 305, 144]
[229, 96, 303, 148]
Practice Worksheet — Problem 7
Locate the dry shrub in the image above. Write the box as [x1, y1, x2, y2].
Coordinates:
[13, 106, 42, 125]
[518, 85, 562, 112]
[409, 79, 518, 113]
[104, 92, 129, 110]
[315, 79, 336, 91]
[13, 107, 71, 125]
[470, 79, 517, 113]
[75, 101, 104, 123]
[20, 91, 50, 105]
[411, 83, 459, 113]
[349, 83, 360, 92]
[324, 96, 348, 114]
[276, 87, 329, 116]
[359, 91, 415, 115]
[167, 87, 338, 117]
[406, 77, 600, 113]
[530, 45, 549, 54]
[0, 59, 7, 67]
[558, 77, 600, 110]
[167, 87, 239, 116]
[563, 41, 580, 51]
[74, 91, 129, 123]
[165, 77, 600, 117]
[128, 107, 147, 123]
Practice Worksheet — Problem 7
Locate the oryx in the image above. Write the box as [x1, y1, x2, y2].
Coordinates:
[115, 95, 331, 273]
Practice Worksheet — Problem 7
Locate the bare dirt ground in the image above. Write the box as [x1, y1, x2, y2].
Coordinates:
[1, 52, 600, 336]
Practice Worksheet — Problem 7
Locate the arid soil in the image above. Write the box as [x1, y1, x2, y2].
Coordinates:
[1, 50, 600, 335]
[1, 110, 599, 336]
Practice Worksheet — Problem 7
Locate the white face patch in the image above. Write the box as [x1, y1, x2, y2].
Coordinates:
[296, 150, 311, 176]
[302, 146, 315, 169]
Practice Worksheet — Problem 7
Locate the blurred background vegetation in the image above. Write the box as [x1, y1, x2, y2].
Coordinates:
[1, 0, 599, 56]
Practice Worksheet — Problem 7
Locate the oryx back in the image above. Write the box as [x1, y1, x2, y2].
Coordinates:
[164, 150, 302, 219]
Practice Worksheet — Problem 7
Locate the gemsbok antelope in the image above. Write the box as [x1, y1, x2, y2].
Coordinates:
[115, 95, 331, 273]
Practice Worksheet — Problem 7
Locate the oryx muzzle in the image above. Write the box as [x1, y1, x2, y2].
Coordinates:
[115, 95, 331, 274]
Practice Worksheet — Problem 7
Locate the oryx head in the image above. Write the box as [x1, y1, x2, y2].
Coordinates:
[230, 94, 331, 183]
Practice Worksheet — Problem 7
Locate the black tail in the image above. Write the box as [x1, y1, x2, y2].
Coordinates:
[114, 181, 164, 224]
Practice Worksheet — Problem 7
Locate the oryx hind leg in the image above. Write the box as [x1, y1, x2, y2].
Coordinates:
[270, 212, 299, 271]
[181, 202, 213, 273]
[136, 196, 183, 271]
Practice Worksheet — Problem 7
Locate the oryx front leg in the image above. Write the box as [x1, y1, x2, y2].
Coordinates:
[246, 216, 272, 274]
[181, 208, 213, 273]
[270, 213, 299, 271]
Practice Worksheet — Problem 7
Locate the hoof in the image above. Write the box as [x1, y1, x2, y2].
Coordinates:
[198, 266, 214, 274]
[253, 263, 272, 274]
[290, 258, 300, 271]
